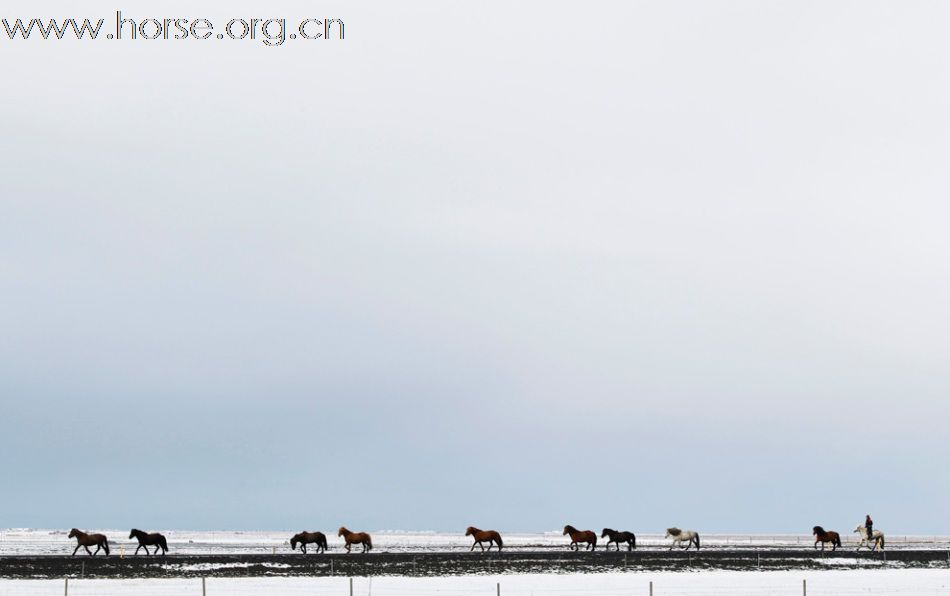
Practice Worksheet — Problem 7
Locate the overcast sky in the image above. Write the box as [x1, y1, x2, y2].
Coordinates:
[2, 0, 949, 534]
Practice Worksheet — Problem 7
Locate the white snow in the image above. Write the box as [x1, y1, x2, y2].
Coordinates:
[3, 570, 950, 595]
[3, 529, 948, 556]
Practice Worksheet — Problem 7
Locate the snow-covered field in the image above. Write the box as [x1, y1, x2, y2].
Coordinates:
[3, 570, 950, 595]
[3, 529, 949, 556]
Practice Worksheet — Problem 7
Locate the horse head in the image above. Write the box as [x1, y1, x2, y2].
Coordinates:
[465, 527, 477, 537]
[813, 526, 824, 535]
[563, 525, 576, 535]
[601, 528, 613, 538]
[67, 529, 80, 539]
[128, 529, 139, 540]
[853, 525, 864, 535]
[665, 528, 681, 538]
[338, 527, 348, 537]
[290, 535, 299, 549]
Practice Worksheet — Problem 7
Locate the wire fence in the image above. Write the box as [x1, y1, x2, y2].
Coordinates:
[4, 575, 950, 596]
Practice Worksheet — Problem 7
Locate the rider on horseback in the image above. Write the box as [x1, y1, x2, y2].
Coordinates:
[865, 515, 873, 539]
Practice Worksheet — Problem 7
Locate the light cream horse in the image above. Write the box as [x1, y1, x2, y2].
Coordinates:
[665, 527, 700, 550]
[854, 525, 885, 551]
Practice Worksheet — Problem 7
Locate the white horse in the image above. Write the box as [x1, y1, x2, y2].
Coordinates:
[854, 525, 885, 551]
[666, 527, 700, 550]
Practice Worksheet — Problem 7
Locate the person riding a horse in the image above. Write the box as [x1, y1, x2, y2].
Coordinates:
[865, 515, 873, 540]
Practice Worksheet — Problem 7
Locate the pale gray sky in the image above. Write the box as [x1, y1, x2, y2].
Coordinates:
[2, 0, 949, 532]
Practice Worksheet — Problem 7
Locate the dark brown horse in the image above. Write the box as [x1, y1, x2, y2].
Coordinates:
[290, 531, 328, 554]
[338, 527, 372, 553]
[813, 526, 842, 551]
[601, 528, 636, 551]
[465, 527, 503, 552]
[129, 529, 167, 555]
[563, 525, 597, 551]
[68, 529, 110, 556]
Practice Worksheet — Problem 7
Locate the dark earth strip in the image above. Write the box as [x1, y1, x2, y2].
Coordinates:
[3, 550, 950, 579]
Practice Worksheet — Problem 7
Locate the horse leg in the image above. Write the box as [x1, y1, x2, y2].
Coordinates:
[85, 545, 94, 556]
[302, 544, 307, 555]
[72, 544, 81, 556]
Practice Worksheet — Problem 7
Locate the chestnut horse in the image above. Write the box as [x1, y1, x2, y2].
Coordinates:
[465, 527, 503, 552]
[813, 526, 841, 551]
[563, 525, 597, 551]
[601, 528, 636, 551]
[68, 529, 110, 556]
[338, 527, 372, 553]
[129, 529, 168, 555]
[290, 531, 327, 554]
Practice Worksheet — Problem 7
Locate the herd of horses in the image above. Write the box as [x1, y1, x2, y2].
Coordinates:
[64, 523, 885, 556]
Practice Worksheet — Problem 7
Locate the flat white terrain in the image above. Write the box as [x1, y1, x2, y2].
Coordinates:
[3, 529, 948, 555]
[3, 570, 950, 595]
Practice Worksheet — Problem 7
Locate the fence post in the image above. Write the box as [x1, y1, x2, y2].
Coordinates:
[649, 580, 653, 596]
[803, 578, 806, 595]
[202, 577, 206, 596]
[64, 578, 68, 596]
[496, 581, 500, 596]
[81, 562, 85, 578]
[349, 577, 353, 596]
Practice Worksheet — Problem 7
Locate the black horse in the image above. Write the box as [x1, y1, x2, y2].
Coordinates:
[129, 529, 168, 555]
[601, 528, 636, 551]
[290, 531, 328, 554]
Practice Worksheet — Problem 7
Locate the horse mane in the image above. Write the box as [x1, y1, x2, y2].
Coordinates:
[667, 527, 681, 536]
[813, 526, 825, 534]
[338, 527, 349, 537]
[465, 526, 478, 536]
[563, 525, 577, 534]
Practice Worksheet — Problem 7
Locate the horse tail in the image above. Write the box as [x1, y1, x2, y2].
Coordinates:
[366, 535, 373, 550]
[159, 536, 168, 551]
[495, 534, 503, 548]
[834, 534, 841, 547]
[103, 539, 110, 556]
[694, 533, 700, 549]
[880, 535, 885, 549]
[632, 534, 636, 549]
